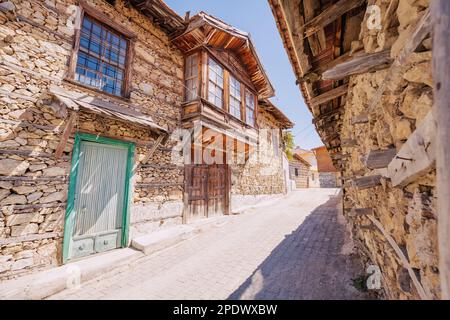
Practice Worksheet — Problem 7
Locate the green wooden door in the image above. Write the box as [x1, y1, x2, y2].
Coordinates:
[63, 134, 134, 262]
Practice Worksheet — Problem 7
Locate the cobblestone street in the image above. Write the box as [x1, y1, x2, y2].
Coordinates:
[49, 189, 368, 300]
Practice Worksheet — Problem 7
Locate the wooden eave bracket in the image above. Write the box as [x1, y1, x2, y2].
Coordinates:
[54, 111, 78, 159]
[141, 133, 168, 164]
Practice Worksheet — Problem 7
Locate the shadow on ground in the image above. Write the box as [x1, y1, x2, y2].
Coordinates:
[228, 194, 370, 300]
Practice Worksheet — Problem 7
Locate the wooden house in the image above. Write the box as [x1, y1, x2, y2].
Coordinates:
[289, 153, 311, 188]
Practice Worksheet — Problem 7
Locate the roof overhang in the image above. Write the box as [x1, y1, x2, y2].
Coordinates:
[49, 86, 167, 135]
[293, 153, 312, 167]
[171, 12, 275, 99]
[129, 0, 185, 35]
[258, 99, 294, 129]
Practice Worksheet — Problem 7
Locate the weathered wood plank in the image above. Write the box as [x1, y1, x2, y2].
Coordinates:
[352, 113, 369, 124]
[141, 134, 165, 164]
[6, 203, 66, 211]
[322, 50, 392, 80]
[54, 112, 77, 159]
[367, 215, 430, 300]
[352, 208, 374, 216]
[303, 0, 366, 37]
[303, 0, 325, 56]
[341, 139, 358, 147]
[432, 0, 450, 300]
[310, 84, 349, 107]
[353, 175, 382, 190]
[0, 175, 68, 182]
[0, 232, 62, 246]
[0, 149, 69, 160]
[135, 182, 183, 189]
[365, 148, 397, 169]
[387, 111, 436, 187]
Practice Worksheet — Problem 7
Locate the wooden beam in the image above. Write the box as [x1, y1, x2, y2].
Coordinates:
[303, 0, 325, 56]
[349, 208, 374, 217]
[0, 176, 68, 182]
[0, 149, 69, 160]
[432, 0, 450, 300]
[367, 215, 430, 300]
[141, 134, 166, 164]
[54, 112, 77, 159]
[0, 232, 62, 246]
[310, 84, 349, 107]
[311, 50, 360, 75]
[341, 139, 358, 147]
[322, 50, 392, 80]
[303, 0, 366, 38]
[365, 148, 397, 169]
[388, 111, 436, 188]
[352, 113, 369, 124]
[353, 175, 382, 190]
[366, 9, 431, 115]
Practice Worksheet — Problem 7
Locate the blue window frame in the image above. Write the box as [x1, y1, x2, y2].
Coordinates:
[75, 15, 128, 97]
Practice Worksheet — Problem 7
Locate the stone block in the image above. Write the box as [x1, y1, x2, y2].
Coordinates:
[6, 213, 41, 226]
[39, 191, 66, 204]
[10, 223, 39, 237]
[10, 258, 33, 271]
[0, 159, 29, 175]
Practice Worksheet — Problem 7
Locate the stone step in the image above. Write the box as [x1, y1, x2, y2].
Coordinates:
[131, 225, 196, 255]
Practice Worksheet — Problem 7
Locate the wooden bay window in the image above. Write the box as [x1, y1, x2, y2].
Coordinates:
[185, 53, 199, 102]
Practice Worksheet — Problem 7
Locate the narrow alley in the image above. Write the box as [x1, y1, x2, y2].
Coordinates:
[48, 189, 368, 300]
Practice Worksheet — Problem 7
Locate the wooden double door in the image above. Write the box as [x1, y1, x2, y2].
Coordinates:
[184, 164, 231, 222]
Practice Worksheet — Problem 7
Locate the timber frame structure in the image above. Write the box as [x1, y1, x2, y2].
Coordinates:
[269, 0, 372, 164]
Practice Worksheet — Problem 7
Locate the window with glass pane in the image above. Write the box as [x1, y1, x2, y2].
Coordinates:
[229, 76, 241, 119]
[245, 91, 255, 126]
[185, 54, 198, 101]
[75, 15, 128, 96]
[208, 58, 224, 108]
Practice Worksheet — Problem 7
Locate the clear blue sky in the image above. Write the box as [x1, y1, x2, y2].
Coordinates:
[165, 0, 323, 150]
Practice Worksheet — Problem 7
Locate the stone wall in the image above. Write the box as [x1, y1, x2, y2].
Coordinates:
[0, 0, 184, 279]
[231, 108, 286, 196]
[341, 0, 439, 299]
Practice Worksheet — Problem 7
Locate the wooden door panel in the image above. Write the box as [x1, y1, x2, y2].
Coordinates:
[184, 164, 230, 222]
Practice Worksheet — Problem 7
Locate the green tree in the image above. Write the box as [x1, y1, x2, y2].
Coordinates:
[283, 131, 295, 161]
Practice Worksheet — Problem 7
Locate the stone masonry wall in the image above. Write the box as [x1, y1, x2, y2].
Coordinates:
[0, 0, 183, 279]
[341, 0, 439, 299]
[231, 108, 286, 196]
